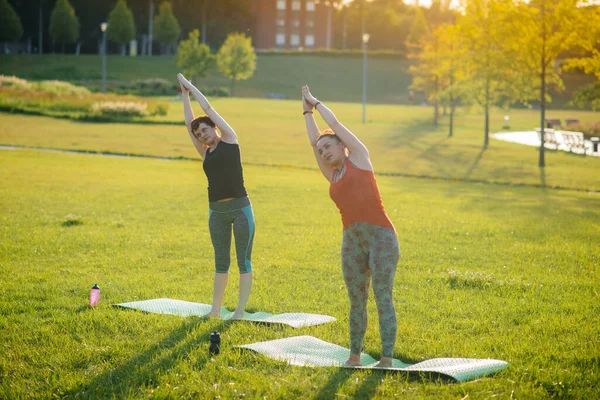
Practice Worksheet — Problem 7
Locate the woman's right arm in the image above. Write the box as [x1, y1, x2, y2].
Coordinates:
[302, 89, 333, 182]
[181, 81, 207, 158]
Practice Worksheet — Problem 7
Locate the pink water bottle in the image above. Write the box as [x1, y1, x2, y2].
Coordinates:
[89, 284, 100, 307]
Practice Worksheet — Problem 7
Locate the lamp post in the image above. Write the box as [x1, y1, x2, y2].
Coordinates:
[362, 33, 369, 124]
[101, 22, 108, 94]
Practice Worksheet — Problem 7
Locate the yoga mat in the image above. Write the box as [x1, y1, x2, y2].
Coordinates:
[237, 336, 509, 382]
[114, 298, 336, 328]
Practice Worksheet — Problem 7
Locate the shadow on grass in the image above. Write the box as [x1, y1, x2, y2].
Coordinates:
[66, 317, 232, 398]
[314, 367, 454, 398]
[463, 148, 486, 181]
[386, 118, 444, 151]
[540, 167, 547, 189]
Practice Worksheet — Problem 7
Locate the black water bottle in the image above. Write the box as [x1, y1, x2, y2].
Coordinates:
[209, 331, 221, 355]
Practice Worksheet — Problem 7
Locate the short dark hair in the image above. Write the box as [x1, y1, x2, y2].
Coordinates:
[316, 128, 341, 145]
[191, 115, 215, 133]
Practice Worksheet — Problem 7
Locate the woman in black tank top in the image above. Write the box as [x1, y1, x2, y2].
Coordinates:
[177, 73, 255, 320]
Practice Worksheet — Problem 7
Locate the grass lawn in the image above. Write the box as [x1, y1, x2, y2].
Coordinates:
[0, 54, 594, 108]
[0, 148, 598, 398]
[1, 98, 599, 191]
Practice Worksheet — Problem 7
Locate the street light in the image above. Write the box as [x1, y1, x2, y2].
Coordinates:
[100, 22, 108, 94]
[362, 33, 369, 124]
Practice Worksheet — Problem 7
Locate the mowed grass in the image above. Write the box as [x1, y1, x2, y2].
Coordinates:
[1, 149, 599, 398]
[1, 98, 599, 190]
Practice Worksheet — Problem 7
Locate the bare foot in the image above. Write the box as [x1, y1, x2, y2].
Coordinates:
[230, 312, 244, 320]
[344, 354, 362, 367]
[375, 357, 393, 368]
[208, 308, 221, 318]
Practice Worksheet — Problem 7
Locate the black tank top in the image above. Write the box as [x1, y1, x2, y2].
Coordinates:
[203, 141, 248, 202]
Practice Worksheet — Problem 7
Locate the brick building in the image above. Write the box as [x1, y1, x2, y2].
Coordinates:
[250, 0, 334, 50]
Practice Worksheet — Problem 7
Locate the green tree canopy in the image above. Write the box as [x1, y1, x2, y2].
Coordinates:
[0, 0, 23, 42]
[49, 0, 80, 51]
[406, 7, 431, 51]
[564, 5, 600, 110]
[503, 0, 586, 167]
[108, 0, 136, 55]
[153, 2, 181, 48]
[455, 0, 513, 148]
[216, 32, 256, 95]
[176, 29, 216, 84]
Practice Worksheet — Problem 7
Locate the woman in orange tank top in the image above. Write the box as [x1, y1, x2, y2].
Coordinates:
[302, 86, 400, 368]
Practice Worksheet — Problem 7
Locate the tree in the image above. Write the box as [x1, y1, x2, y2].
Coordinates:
[49, 0, 80, 54]
[434, 24, 467, 138]
[456, 0, 512, 148]
[108, 0, 136, 56]
[216, 32, 256, 96]
[564, 5, 600, 110]
[0, 0, 24, 53]
[176, 29, 216, 85]
[406, 6, 430, 51]
[153, 1, 181, 54]
[505, 0, 586, 167]
[408, 29, 442, 125]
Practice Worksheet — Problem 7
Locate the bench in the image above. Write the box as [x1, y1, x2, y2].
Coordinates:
[536, 128, 559, 148]
[560, 131, 587, 154]
[565, 118, 580, 126]
[545, 118, 562, 129]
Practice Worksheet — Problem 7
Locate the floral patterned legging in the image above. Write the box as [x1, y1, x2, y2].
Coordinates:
[341, 222, 400, 358]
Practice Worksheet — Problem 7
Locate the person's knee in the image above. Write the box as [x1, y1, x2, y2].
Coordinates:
[238, 259, 252, 274]
[215, 263, 230, 273]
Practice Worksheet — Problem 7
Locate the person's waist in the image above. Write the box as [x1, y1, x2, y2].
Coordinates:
[209, 196, 250, 211]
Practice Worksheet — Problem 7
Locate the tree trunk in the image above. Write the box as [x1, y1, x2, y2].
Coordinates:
[484, 106, 489, 148]
[76, 42, 81, 55]
[121, 43, 126, 56]
[201, 2, 208, 44]
[433, 76, 439, 126]
[484, 78, 489, 148]
[38, 1, 43, 55]
[449, 87, 454, 137]
[230, 78, 236, 96]
[148, 0, 153, 56]
[539, 6, 546, 168]
[539, 69, 546, 167]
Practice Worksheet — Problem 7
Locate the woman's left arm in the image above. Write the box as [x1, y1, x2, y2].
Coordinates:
[177, 73, 238, 144]
[302, 86, 372, 170]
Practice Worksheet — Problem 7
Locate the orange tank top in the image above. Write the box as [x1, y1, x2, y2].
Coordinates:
[329, 159, 395, 232]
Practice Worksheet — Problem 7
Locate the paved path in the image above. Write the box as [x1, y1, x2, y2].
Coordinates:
[492, 131, 599, 157]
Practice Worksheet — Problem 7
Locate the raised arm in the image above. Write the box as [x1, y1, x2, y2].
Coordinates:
[302, 88, 334, 181]
[302, 86, 371, 169]
[177, 73, 238, 144]
[181, 80, 208, 158]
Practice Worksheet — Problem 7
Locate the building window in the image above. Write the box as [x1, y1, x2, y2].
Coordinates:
[276, 10, 286, 27]
[276, 0, 286, 10]
[305, 34, 315, 47]
[291, 0, 301, 11]
[276, 33, 286, 46]
[306, 17, 314, 28]
[290, 34, 300, 46]
[306, 1, 315, 11]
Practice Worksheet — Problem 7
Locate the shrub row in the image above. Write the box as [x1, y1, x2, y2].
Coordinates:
[256, 48, 407, 60]
[81, 78, 230, 97]
[565, 122, 600, 138]
[0, 75, 168, 119]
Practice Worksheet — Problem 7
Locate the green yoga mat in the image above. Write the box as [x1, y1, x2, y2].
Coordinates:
[237, 336, 509, 382]
[114, 298, 336, 328]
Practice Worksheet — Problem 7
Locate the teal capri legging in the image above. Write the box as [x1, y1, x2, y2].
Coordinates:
[208, 196, 255, 274]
